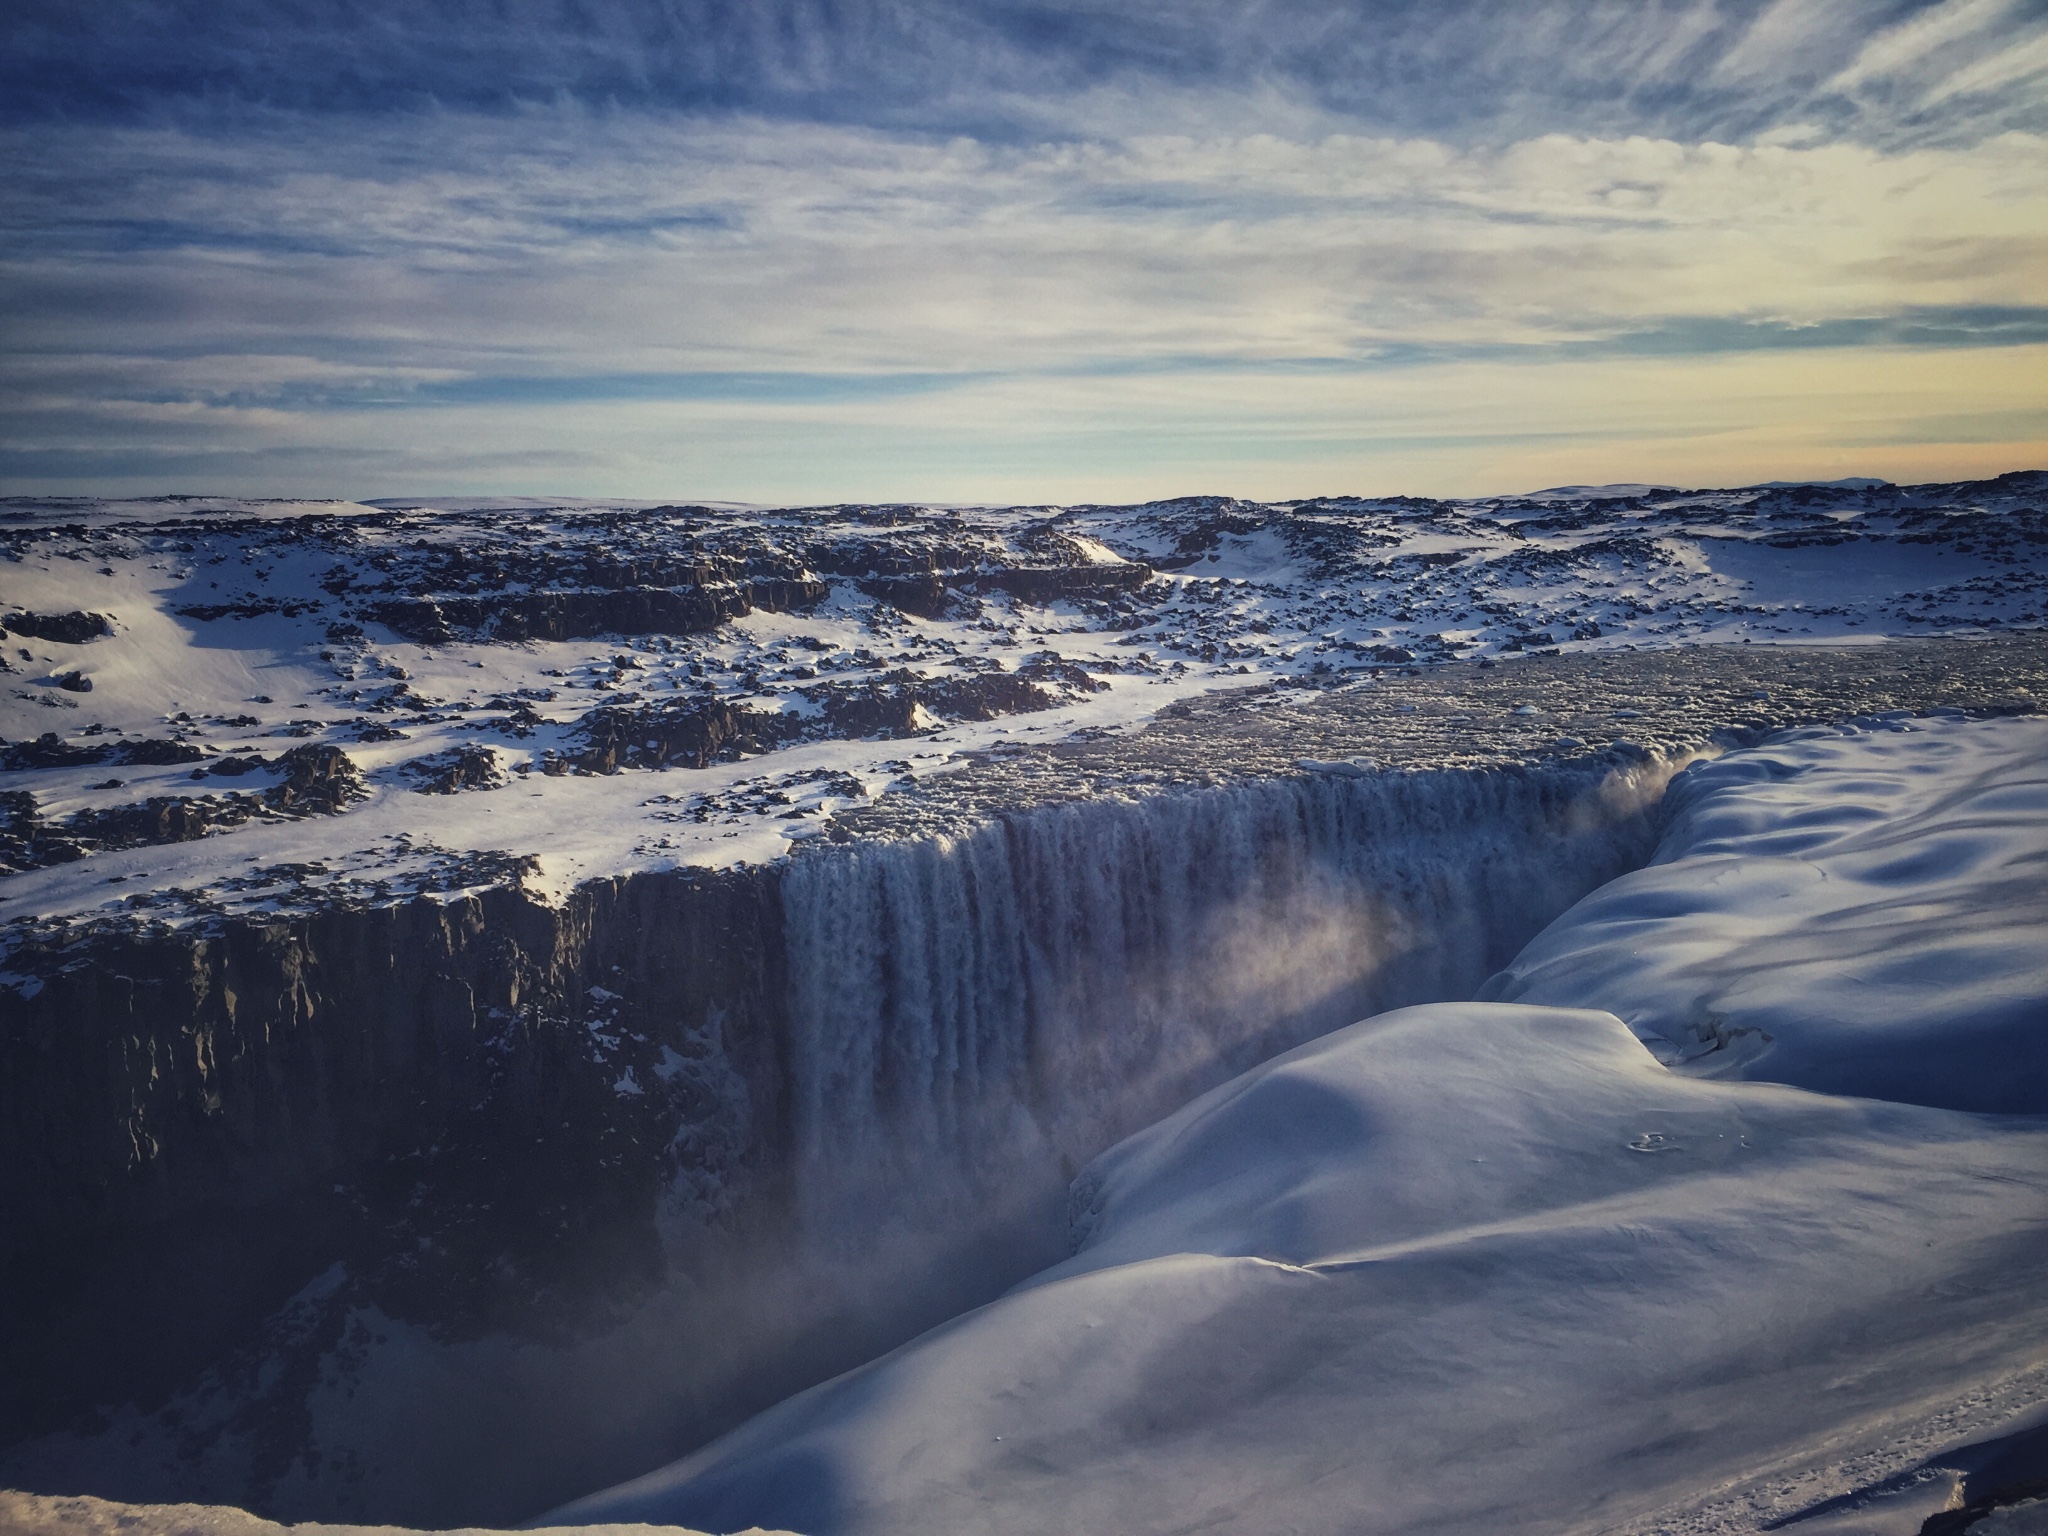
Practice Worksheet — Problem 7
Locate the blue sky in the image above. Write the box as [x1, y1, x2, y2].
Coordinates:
[3, 0, 2045, 501]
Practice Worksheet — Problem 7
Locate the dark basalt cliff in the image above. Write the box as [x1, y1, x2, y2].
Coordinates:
[1, 868, 787, 1455]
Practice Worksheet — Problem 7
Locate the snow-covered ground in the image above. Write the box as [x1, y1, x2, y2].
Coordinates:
[0, 1488, 756, 1536]
[1, 474, 2042, 924]
[1484, 716, 2048, 1113]
[542, 715, 2048, 1536]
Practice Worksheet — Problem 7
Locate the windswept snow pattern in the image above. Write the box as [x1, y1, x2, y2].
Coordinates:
[0, 472, 2042, 919]
[1484, 716, 2048, 1113]
[545, 717, 2048, 1536]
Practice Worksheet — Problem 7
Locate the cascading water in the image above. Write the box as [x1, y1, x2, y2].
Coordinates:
[777, 751, 1691, 1315]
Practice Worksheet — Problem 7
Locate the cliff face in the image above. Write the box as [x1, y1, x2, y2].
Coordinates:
[0, 752, 1683, 1525]
[1, 869, 788, 1454]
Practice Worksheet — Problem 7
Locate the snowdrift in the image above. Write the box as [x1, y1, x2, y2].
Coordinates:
[1484, 714, 2048, 1111]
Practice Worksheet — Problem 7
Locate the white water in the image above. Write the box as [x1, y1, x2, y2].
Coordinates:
[777, 753, 1686, 1292]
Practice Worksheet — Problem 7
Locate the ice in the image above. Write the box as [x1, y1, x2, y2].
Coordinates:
[543, 713, 2048, 1536]
[4, 484, 2045, 1530]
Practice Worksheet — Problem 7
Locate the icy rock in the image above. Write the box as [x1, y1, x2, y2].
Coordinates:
[404, 743, 505, 794]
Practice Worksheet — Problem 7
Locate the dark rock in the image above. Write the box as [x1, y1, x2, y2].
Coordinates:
[369, 597, 455, 643]
[1370, 645, 1416, 663]
[202, 754, 270, 777]
[2, 611, 113, 644]
[0, 869, 788, 1477]
[915, 671, 1059, 722]
[1017, 655, 1109, 693]
[175, 598, 321, 622]
[813, 669, 1061, 738]
[54, 671, 92, 693]
[968, 564, 1153, 604]
[856, 574, 952, 619]
[343, 720, 411, 742]
[371, 587, 750, 644]
[818, 682, 925, 739]
[264, 744, 366, 814]
[2, 733, 108, 771]
[574, 699, 773, 773]
[566, 662, 1088, 772]
[747, 576, 829, 612]
[65, 795, 243, 850]
[114, 738, 207, 767]
[405, 744, 504, 794]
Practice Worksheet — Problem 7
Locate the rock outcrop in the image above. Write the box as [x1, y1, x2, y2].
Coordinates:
[2, 611, 115, 644]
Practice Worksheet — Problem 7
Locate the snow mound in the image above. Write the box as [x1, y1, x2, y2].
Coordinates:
[543, 1004, 2048, 1536]
[1482, 715, 2048, 1111]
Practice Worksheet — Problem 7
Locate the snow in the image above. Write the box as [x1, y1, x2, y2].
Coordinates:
[3, 475, 2042, 925]
[1483, 715, 2048, 1112]
[0, 1486, 781, 1536]
[542, 714, 2048, 1536]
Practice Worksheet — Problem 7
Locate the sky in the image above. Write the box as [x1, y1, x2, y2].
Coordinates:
[3, 0, 2046, 503]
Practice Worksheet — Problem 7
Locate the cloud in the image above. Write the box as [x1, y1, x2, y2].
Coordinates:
[8, 115, 2041, 376]
[6, 2, 2044, 148]
[3, 3, 2043, 495]
[7, 340, 2045, 501]
[1919, 25, 2048, 104]
[1827, 0, 2019, 91]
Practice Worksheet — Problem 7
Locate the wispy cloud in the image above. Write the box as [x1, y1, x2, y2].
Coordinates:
[10, 114, 2040, 376]
[1827, 0, 2019, 91]
[3, 1, 2044, 496]
[9, 1, 2045, 146]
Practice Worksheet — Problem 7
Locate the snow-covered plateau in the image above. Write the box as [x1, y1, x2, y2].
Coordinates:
[1, 474, 2042, 911]
[1, 476, 2045, 1534]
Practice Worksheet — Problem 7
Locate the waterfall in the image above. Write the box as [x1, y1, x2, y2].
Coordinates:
[779, 752, 1686, 1283]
